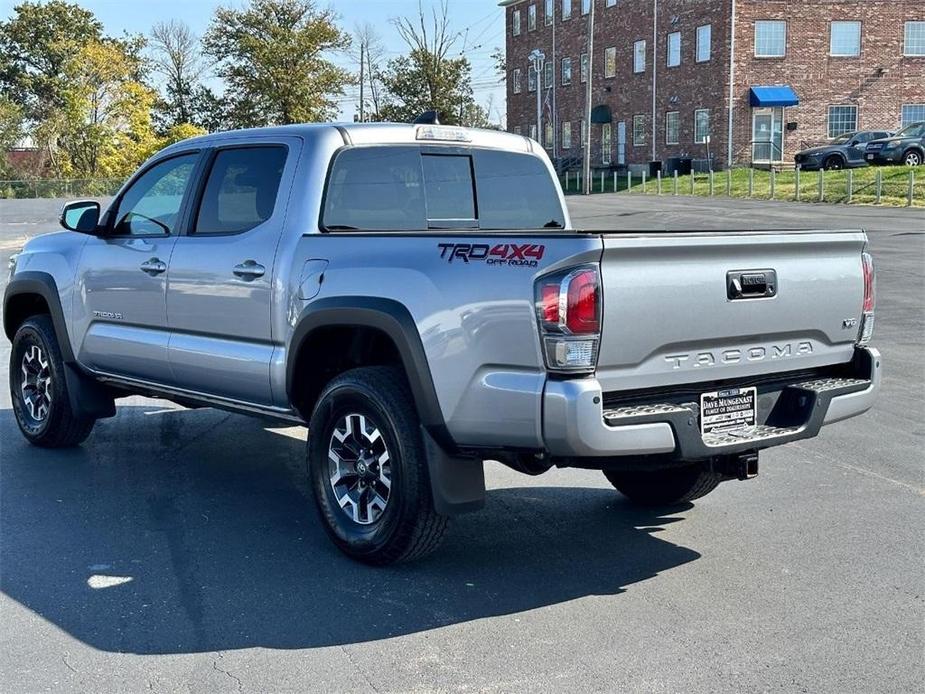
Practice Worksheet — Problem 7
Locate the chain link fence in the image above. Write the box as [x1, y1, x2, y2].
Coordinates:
[0, 178, 125, 200]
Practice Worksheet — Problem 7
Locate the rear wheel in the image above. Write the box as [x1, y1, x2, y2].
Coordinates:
[604, 464, 722, 506]
[307, 366, 448, 564]
[10, 315, 96, 447]
[902, 150, 922, 167]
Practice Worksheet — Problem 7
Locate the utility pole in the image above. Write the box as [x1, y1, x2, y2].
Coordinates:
[359, 41, 365, 122]
[583, 0, 594, 194]
[529, 49, 546, 147]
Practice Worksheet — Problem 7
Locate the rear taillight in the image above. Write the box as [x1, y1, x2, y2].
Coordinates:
[858, 251, 875, 345]
[535, 266, 601, 372]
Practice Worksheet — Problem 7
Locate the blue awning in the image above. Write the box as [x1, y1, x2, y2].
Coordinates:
[749, 85, 799, 107]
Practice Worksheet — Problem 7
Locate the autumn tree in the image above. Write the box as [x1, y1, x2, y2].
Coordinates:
[203, 0, 352, 127]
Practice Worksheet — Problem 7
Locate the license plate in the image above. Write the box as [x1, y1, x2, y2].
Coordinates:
[866, 153, 874, 160]
[700, 387, 757, 435]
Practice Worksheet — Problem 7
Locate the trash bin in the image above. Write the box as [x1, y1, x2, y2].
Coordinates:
[676, 158, 693, 176]
[648, 160, 662, 177]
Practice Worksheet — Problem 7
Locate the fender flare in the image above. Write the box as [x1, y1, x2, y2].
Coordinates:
[4, 271, 115, 419]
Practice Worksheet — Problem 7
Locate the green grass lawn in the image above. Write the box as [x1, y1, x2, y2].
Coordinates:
[561, 165, 925, 207]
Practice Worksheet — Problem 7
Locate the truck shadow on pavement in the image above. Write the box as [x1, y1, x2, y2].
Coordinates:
[0, 404, 700, 654]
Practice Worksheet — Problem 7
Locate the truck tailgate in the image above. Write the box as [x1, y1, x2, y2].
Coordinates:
[595, 230, 867, 393]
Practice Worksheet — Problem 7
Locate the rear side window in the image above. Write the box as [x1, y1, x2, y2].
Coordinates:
[195, 146, 287, 235]
[322, 146, 565, 231]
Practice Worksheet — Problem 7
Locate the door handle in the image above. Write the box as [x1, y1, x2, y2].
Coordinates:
[233, 260, 266, 280]
[140, 257, 167, 276]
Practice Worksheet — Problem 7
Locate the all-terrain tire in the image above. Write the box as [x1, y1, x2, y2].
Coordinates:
[307, 366, 448, 564]
[603, 464, 722, 506]
[10, 315, 96, 447]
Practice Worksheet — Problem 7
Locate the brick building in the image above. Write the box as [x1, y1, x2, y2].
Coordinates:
[501, 0, 925, 170]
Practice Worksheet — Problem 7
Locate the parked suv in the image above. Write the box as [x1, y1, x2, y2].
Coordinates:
[5, 123, 880, 563]
[865, 122, 925, 166]
[794, 130, 892, 171]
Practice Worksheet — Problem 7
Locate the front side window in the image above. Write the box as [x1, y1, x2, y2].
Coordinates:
[580, 52, 589, 82]
[528, 4, 537, 31]
[562, 121, 572, 149]
[896, 122, 925, 138]
[828, 105, 858, 138]
[634, 40, 646, 73]
[633, 114, 646, 146]
[694, 109, 710, 143]
[112, 154, 197, 236]
[901, 104, 925, 127]
[195, 146, 287, 235]
[905, 21, 925, 56]
[667, 31, 681, 67]
[513, 68, 522, 93]
[321, 147, 564, 231]
[696, 24, 712, 62]
[666, 111, 680, 144]
[601, 123, 612, 165]
[830, 21, 861, 56]
[561, 57, 572, 85]
[755, 20, 786, 57]
[604, 46, 616, 77]
[512, 9, 521, 36]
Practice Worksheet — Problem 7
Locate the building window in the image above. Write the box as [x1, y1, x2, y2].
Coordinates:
[901, 104, 925, 127]
[667, 32, 681, 67]
[634, 40, 646, 73]
[828, 105, 858, 138]
[530, 123, 537, 140]
[580, 52, 589, 82]
[545, 122, 554, 149]
[545, 0, 553, 25]
[755, 20, 786, 57]
[602, 123, 612, 165]
[830, 21, 861, 56]
[604, 46, 617, 77]
[562, 121, 572, 149]
[694, 109, 710, 143]
[512, 68, 522, 94]
[513, 125, 522, 136]
[581, 119, 586, 145]
[562, 0, 571, 20]
[633, 114, 646, 146]
[561, 57, 572, 85]
[528, 4, 537, 31]
[544, 61, 553, 89]
[528, 65, 537, 92]
[512, 10, 521, 36]
[606, 0, 617, 7]
[582, 0, 590, 15]
[905, 21, 925, 56]
[665, 111, 680, 144]
[696, 24, 711, 62]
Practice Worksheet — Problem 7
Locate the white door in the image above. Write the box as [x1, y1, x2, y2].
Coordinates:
[617, 121, 626, 165]
[752, 108, 784, 162]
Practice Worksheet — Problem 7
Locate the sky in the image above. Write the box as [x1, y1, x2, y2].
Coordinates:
[0, 0, 507, 124]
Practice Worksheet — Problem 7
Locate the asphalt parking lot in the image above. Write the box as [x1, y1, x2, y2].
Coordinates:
[0, 195, 923, 693]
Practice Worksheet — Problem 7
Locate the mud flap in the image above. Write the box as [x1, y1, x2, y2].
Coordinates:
[64, 363, 116, 420]
[422, 428, 485, 516]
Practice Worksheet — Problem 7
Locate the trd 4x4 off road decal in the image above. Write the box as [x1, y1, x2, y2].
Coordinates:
[438, 243, 545, 267]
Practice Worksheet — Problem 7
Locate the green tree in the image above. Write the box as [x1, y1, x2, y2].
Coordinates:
[379, 1, 488, 127]
[202, 0, 352, 127]
[0, 1, 103, 122]
[149, 19, 208, 130]
[0, 95, 24, 177]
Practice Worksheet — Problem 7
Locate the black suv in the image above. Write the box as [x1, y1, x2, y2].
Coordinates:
[794, 130, 892, 171]
[865, 122, 925, 167]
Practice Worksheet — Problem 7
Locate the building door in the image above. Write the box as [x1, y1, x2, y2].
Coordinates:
[752, 108, 783, 162]
[616, 121, 626, 165]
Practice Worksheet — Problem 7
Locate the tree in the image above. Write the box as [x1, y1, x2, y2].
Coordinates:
[0, 96, 24, 177]
[0, 1, 103, 122]
[149, 20, 206, 129]
[351, 22, 386, 121]
[202, 0, 352, 127]
[379, 1, 487, 127]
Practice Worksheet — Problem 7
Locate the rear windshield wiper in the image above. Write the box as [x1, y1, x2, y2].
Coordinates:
[323, 224, 360, 231]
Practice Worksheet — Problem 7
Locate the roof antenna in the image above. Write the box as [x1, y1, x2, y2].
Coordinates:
[413, 110, 441, 125]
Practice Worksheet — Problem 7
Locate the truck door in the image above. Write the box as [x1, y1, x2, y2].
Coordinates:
[164, 139, 300, 405]
[74, 152, 200, 382]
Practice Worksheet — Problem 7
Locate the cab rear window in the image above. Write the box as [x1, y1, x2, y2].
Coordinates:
[321, 146, 565, 231]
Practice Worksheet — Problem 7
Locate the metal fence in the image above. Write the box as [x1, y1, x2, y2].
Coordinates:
[562, 166, 923, 207]
[0, 178, 125, 199]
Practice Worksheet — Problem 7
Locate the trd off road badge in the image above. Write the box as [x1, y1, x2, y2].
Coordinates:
[438, 242, 545, 267]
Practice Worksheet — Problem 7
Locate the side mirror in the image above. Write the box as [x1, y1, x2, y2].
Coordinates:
[59, 200, 101, 234]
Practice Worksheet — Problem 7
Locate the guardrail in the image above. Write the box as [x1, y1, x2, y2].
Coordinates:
[0, 179, 124, 199]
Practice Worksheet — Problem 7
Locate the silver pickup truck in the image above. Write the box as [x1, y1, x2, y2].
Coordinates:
[5, 123, 880, 564]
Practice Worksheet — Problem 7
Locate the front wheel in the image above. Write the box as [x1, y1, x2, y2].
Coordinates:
[902, 150, 922, 167]
[823, 155, 844, 170]
[604, 464, 722, 506]
[10, 315, 96, 447]
[307, 366, 448, 564]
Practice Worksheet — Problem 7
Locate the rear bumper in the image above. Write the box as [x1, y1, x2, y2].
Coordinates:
[542, 347, 880, 459]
